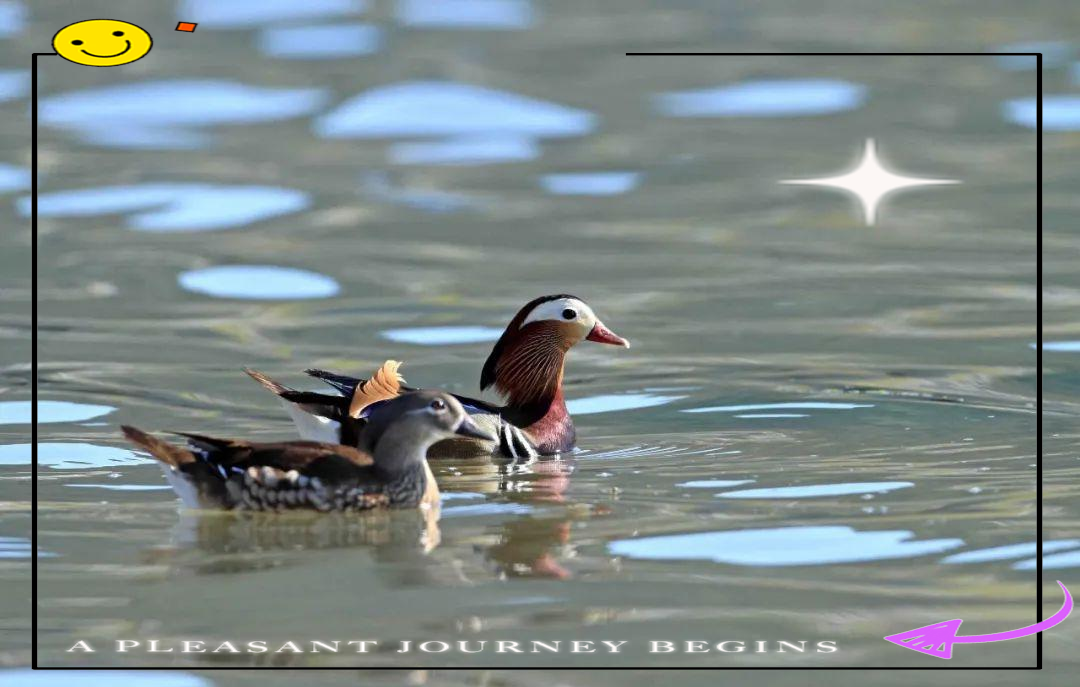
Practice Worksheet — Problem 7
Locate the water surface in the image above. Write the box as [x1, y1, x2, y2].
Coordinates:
[0, 2, 1066, 680]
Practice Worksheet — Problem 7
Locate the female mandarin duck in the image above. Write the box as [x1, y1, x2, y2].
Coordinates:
[245, 295, 629, 460]
[122, 391, 495, 512]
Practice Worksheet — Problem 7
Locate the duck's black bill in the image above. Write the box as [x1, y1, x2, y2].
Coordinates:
[454, 416, 497, 442]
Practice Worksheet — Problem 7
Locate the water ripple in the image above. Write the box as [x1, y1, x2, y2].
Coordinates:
[993, 41, 1073, 71]
[717, 481, 913, 499]
[1003, 95, 1080, 131]
[0, 443, 150, 470]
[315, 81, 595, 139]
[21, 184, 309, 232]
[443, 502, 533, 517]
[0, 163, 28, 192]
[540, 172, 640, 196]
[942, 540, 1080, 564]
[389, 135, 539, 166]
[0, 400, 114, 425]
[677, 479, 754, 488]
[361, 171, 478, 212]
[1039, 341, 1080, 352]
[397, 0, 534, 29]
[179, 265, 340, 300]
[258, 23, 382, 59]
[42, 80, 328, 149]
[1016, 550, 1080, 570]
[68, 484, 172, 492]
[0, 1, 25, 39]
[566, 393, 687, 415]
[0, 537, 55, 559]
[610, 526, 963, 566]
[180, 0, 367, 28]
[683, 401, 873, 414]
[735, 413, 808, 419]
[381, 326, 503, 345]
[0, 69, 27, 102]
[0, 669, 212, 687]
[656, 79, 866, 118]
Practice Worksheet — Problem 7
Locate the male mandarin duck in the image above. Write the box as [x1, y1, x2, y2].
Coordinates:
[121, 391, 495, 512]
[245, 295, 629, 460]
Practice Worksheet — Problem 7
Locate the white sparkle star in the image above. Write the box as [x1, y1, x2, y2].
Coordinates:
[780, 138, 959, 225]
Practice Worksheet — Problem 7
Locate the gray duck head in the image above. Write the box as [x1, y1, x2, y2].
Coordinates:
[363, 390, 495, 474]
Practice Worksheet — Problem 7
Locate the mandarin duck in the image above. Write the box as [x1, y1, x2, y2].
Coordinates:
[245, 295, 629, 460]
[121, 391, 495, 512]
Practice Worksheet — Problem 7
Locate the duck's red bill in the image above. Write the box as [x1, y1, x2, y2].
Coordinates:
[586, 321, 630, 348]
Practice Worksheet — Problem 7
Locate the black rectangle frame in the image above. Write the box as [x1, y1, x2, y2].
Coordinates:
[31, 52, 1045, 669]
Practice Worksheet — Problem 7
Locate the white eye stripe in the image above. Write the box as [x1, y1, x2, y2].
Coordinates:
[520, 298, 595, 328]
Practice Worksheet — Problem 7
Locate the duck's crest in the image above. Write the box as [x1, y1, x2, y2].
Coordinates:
[348, 360, 406, 418]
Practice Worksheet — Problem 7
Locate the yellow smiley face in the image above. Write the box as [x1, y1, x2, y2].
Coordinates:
[53, 19, 153, 67]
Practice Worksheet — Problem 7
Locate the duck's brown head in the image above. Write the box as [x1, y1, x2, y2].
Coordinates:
[480, 295, 629, 408]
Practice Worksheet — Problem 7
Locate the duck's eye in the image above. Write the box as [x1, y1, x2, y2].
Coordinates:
[562, 308, 577, 320]
[71, 40, 83, 45]
[430, 399, 446, 411]
[113, 31, 124, 36]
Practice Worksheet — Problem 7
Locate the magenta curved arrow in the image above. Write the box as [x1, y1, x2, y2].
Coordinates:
[885, 580, 1072, 659]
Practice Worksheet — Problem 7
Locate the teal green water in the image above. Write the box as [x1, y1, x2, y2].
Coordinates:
[1, 1, 1078, 684]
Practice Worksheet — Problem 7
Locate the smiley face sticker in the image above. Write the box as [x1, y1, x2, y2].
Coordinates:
[53, 19, 153, 67]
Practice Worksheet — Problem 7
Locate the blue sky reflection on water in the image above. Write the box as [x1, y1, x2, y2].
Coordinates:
[683, 401, 874, 414]
[566, 393, 687, 415]
[1039, 341, 1080, 352]
[179, 0, 367, 28]
[942, 540, 1080, 564]
[0, 69, 26, 102]
[381, 326, 503, 345]
[0, 1, 25, 38]
[314, 81, 595, 139]
[178, 265, 340, 300]
[258, 23, 383, 59]
[540, 172, 641, 196]
[655, 79, 867, 118]
[21, 184, 309, 232]
[41, 80, 328, 149]
[1003, 95, 1080, 130]
[0, 163, 28, 192]
[0, 400, 114, 425]
[717, 481, 914, 499]
[0, 443, 150, 469]
[0, 669, 212, 687]
[609, 526, 963, 566]
[396, 0, 534, 30]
